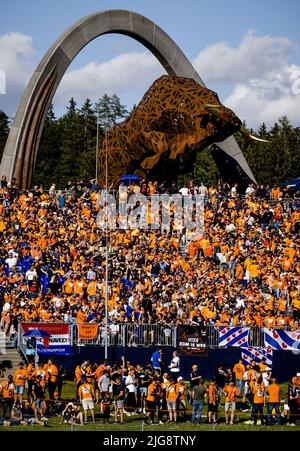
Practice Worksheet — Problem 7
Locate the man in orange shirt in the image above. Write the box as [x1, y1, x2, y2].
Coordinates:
[45, 359, 58, 400]
[223, 380, 239, 425]
[207, 379, 218, 424]
[266, 378, 281, 425]
[176, 376, 187, 422]
[233, 359, 245, 395]
[144, 379, 162, 425]
[13, 362, 28, 404]
[78, 376, 95, 424]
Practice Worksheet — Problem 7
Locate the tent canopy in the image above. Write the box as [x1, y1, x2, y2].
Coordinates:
[282, 176, 300, 191]
[119, 174, 142, 184]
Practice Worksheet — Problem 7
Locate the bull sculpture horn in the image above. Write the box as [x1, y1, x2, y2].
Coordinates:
[204, 104, 222, 116]
[240, 126, 270, 143]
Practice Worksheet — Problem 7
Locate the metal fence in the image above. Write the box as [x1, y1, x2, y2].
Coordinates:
[74, 323, 178, 348]
[17, 323, 269, 355]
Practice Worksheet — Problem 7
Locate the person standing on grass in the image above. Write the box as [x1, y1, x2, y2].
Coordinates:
[144, 378, 162, 425]
[207, 378, 218, 424]
[13, 362, 28, 404]
[114, 377, 125, 424]
[32, 375, 47, 421]
[223, 380, 239, 425]
[266, 378, 281, 425]
[1, 375, 15, 418]
[78, 376, 95, 424]
[45, 359, 58, 400]
[191, 379, 207, 425]
[251, 376, 265, 425]
[166, 377, 178, 423]
[233, 359, 245, 395]
[176, 376, 187, 422]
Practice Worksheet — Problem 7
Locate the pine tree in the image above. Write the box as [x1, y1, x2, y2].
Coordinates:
[79, 98, 98, 180]
[56, 98, 86, 187]
[33, 104, 62, 187]
[0, 110, 10, 162]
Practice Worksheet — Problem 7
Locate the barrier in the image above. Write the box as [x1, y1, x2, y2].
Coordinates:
[18, 323, 284, 352]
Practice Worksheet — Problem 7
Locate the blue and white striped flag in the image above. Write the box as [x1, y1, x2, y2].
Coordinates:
[264, 328, 300, 350]
[218, 327, 249, 347]
[241, 346, 273, 366]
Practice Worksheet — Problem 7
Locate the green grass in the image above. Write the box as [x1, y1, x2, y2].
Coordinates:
[1, 381, 299, 431]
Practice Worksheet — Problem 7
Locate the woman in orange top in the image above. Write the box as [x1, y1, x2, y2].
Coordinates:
[166, 380, 178, 423]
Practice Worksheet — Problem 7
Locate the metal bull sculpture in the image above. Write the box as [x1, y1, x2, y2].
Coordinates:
[98, 75, 267, 187]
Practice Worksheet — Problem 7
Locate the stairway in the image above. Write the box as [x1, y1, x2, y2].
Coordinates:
[0, 332, 27, 378]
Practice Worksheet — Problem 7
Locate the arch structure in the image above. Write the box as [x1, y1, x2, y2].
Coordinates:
[0, 9, 256, 188]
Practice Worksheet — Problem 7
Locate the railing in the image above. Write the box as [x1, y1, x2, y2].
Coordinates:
[74, 323, 178, 348]
[17, 323, 284, 350]
[18, 323, 29, 362]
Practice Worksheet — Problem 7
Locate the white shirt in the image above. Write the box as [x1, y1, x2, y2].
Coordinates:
[125, 375, 136, 393]
[169, 356, 180, 373]
[3, 302, 11, 312]
[26, 269, 37, 281]
[6, 257, 18, 268]
[179, 187, 189, 196]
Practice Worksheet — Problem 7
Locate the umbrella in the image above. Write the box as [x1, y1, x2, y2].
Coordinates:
[23, 329, 51, 338]
[119, 174, 142, 184]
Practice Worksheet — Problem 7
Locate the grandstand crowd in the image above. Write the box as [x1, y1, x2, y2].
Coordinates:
[0, 177, 299, 334]
[0, 176, 299, 427]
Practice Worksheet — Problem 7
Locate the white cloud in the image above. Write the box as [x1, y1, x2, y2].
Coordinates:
[0, 32, 37, 114]
[54, 51, 164, 109]
[1, 29, 299, 129]
[193, 30, 300, 127]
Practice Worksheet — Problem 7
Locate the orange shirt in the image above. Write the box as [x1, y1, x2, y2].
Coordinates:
[47, 364, 58, 383]
[78, 383, 94, 400]
[176, 382, 187, 400]
[2, 380, 14, 398]
[87, 281, 97, 296]
[252, 383, 265, 404]
[267, 383, 280, 403]
[223, 385, 239, 402]
[233, 363, 245, 380]
[146, 382, 160, 402]
[13, 368, 28, 386]
[208, 384, 217, 404]
[166, 384, 178, 402]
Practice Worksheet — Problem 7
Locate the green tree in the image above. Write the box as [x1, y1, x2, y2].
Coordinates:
[95, 94, 128, 130]
[79, 98, 98, 180]
[56, 98, 86, 187]
[33, 104, 63, 187]
[0, 110, 10, 162]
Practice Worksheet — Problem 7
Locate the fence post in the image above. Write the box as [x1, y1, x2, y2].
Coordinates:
[173, 326, 177, 348]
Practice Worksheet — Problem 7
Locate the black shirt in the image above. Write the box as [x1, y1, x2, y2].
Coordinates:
[190, 370, 202, 388]
[33, 382, 45, 399]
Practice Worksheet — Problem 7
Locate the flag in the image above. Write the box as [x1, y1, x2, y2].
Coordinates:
[218, 327, 249, 347]
[264, 328, 300, 350]
[241, 347, 273, 366]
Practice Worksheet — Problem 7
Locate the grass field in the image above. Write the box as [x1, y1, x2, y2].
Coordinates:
[1, 380, 299, 431]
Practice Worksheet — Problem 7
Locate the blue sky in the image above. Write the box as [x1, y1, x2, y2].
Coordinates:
[1, 0, 300, 127]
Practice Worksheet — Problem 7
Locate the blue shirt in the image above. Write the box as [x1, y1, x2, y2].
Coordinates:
[151, 351, 161, 368]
